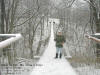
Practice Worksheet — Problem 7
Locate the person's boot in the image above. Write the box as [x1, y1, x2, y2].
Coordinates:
[55, 53, 58, 59]
[60, 53, 62, 58]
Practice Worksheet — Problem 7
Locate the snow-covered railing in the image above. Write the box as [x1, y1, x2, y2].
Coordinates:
[85, 33, 100, 42]
[0, 34, 22, 49]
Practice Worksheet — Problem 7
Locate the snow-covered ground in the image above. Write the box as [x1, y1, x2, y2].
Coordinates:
[30, 19, 77, 75]
[76, 66, 100, 75]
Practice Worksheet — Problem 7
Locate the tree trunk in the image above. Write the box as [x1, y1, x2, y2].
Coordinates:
[0, 0, 5, 34]
[90, 0, 100, 58]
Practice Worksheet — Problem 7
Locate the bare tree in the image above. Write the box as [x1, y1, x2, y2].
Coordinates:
[0, 0, 5, 34]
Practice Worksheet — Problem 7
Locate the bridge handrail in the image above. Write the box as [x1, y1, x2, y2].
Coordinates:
[0, 33, 22, 49]
[85, 33, 100, 43]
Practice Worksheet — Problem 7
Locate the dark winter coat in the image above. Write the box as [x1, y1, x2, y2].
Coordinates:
[54, 35, 66, 48]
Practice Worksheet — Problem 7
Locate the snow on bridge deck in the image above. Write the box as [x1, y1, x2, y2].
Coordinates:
[30, 19, 77, 75]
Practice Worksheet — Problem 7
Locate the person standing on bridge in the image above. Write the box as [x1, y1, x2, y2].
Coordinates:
[54, 31, 66, 59]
